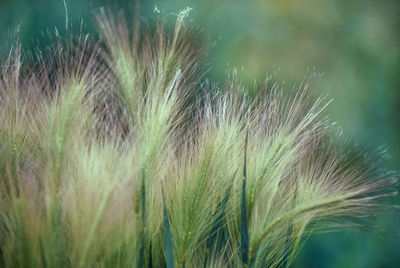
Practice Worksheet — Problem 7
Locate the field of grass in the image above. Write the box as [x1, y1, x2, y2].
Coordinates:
[0, 8, 397, 267]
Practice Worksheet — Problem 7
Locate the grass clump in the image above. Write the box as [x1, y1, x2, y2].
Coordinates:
[0, 8, 397, 268]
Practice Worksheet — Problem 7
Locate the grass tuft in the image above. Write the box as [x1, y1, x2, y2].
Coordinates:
[0, 7, 397, 268]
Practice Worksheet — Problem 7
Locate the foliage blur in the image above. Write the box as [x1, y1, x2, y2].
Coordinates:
[1, 0, 398, 267]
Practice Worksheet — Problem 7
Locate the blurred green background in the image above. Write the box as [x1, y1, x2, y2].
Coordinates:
[1, 0, 398, 267]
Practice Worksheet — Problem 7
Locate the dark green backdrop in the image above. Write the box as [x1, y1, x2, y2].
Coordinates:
[1, 0, 399, 267]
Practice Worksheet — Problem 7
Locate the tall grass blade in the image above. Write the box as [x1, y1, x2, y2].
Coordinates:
[204, 171, 237, 268]
[240, 131, 249, 264]
[162, 185, 174, 268]
[207, 171, 236, 248]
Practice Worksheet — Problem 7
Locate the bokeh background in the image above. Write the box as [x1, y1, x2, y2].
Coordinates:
[1, 0, 399, 267]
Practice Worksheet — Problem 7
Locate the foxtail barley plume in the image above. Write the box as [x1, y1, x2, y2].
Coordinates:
[0, 8, 397, 268]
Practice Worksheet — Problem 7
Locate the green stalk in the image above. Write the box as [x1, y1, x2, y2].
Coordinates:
[240, 131, 249, 265]
[162, 185, 174, 268]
